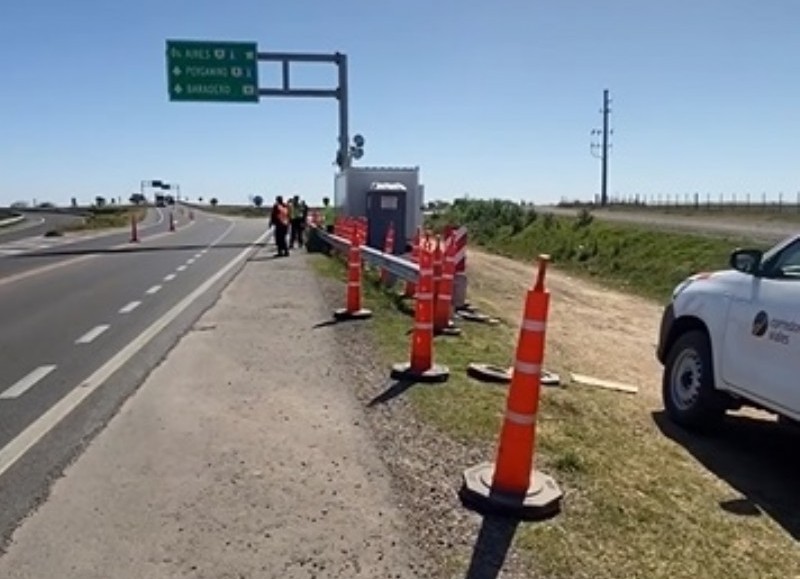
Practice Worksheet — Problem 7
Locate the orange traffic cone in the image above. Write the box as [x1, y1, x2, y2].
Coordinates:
[130, 213, 139, 243]
[433, 235, 461, 336]
[333, 226, 372, 321]
[390, 240, 450, 383]
[459, 254, 563, 520]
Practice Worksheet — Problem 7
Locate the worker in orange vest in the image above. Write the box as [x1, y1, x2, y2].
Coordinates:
[270, 195, 290, 257]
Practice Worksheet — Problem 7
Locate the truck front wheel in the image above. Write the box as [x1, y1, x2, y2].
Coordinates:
[662, 329, 725, 432]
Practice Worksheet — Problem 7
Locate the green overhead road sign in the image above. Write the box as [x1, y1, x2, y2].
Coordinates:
[166, 40, 259, 103]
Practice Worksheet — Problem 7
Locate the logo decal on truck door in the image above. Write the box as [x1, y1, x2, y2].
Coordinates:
[752, 310, 800, 345]
[752, 311, 769, 337]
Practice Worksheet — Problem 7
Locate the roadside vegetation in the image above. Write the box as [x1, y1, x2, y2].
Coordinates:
[311, 245, 800, 579]
[427, 199, 768, 302]
[62, 206, 147, 232]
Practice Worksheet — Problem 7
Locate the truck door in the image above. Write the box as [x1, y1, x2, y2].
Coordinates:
[721, 239, 800, 415]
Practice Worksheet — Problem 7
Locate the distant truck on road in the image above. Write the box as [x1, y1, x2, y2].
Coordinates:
[657, 233, 800, 431]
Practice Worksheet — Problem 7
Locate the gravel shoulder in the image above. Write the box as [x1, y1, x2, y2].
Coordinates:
[0, 248, 428, 579]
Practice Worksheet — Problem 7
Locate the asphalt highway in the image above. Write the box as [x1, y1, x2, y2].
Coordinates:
[0, 207, 168, 283]
[0, 207, 270, 546]
[0, 211, 84, 243]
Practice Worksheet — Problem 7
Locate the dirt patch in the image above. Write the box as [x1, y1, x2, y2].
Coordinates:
[466, 248, 664, 403]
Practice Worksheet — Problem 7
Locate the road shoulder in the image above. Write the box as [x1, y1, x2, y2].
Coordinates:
[0, 249, 426, 578]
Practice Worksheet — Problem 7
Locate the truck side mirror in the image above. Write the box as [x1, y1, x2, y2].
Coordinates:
[729, 248, 763, 275]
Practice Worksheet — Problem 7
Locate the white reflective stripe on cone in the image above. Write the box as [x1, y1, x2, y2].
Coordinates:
[438, 294, 452, 300]
[515, 360, 541, 375]
[415, 292, 434, 300]
[454, 248, 466, 264]
[347, 282, 360, 287]
[442, 273, 454, 280]
[521, 319, 547, 332]
[415, 322, 433, 330]
[505, 410, 537, 426]
[419, 268, 434, 275]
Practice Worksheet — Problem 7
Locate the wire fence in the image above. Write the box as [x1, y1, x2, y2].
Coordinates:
[558, 192, 800, 213]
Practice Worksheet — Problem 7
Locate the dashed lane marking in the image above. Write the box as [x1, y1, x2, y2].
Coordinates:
[119, 301, 141, 314]
[75, 324, 110, 345]
[0, 365, 58, 400]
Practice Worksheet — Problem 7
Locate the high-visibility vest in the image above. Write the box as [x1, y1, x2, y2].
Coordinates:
[278, 204, 289, 225]
[322, 205, 334, 224]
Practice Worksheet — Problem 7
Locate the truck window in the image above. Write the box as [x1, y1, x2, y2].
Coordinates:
[762, 239, 800, 280]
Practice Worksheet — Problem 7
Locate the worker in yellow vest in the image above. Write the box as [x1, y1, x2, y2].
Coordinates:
[288, 195, 306, 249]
[321, 196, 335, 233]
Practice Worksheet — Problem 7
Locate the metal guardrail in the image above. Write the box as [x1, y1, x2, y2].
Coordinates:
[316, 228, 419, 283]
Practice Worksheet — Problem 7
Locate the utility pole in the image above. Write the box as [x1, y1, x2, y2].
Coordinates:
[590, 89, 613, 206]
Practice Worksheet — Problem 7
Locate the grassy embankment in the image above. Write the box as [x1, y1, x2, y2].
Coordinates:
[310, 201, 797, 579]
[429, 200, 770, 302]
[62, 206, 147, 232]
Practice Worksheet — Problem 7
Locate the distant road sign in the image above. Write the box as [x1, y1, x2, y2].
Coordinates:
[166, 40, 259, 103]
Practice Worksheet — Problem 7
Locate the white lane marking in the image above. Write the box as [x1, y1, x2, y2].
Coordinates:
[177, 265, 187, 272]
[194, 253, 202, 259]
[164, 273, 176, 282]
[145, 285, 162, 295]
[200, 249, 208, 255]
[119, 301, 141, 314]
[186, 258, 195, 265]
[0, 226, 272, 479]
[75, 324, 110, 344]
[0, 365, 57, 400]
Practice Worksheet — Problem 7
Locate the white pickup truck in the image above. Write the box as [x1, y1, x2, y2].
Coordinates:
[657, 233, 800, 431]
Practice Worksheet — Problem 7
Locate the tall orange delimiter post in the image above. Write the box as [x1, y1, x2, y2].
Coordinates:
[333, 226, 373, 321]
[459, 254, 563, 520]
[390, 240, 450, 383]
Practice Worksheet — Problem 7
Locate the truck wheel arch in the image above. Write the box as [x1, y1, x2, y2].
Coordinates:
[664, 315, 712, 362]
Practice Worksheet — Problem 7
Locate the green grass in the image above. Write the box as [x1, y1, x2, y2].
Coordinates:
[62, 206, 146, 232]
[428, 200, 771, 302]
[310, 251, 800, 579]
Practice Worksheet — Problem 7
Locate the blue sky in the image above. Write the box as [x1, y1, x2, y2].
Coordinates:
[0, 0, 798, 207]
